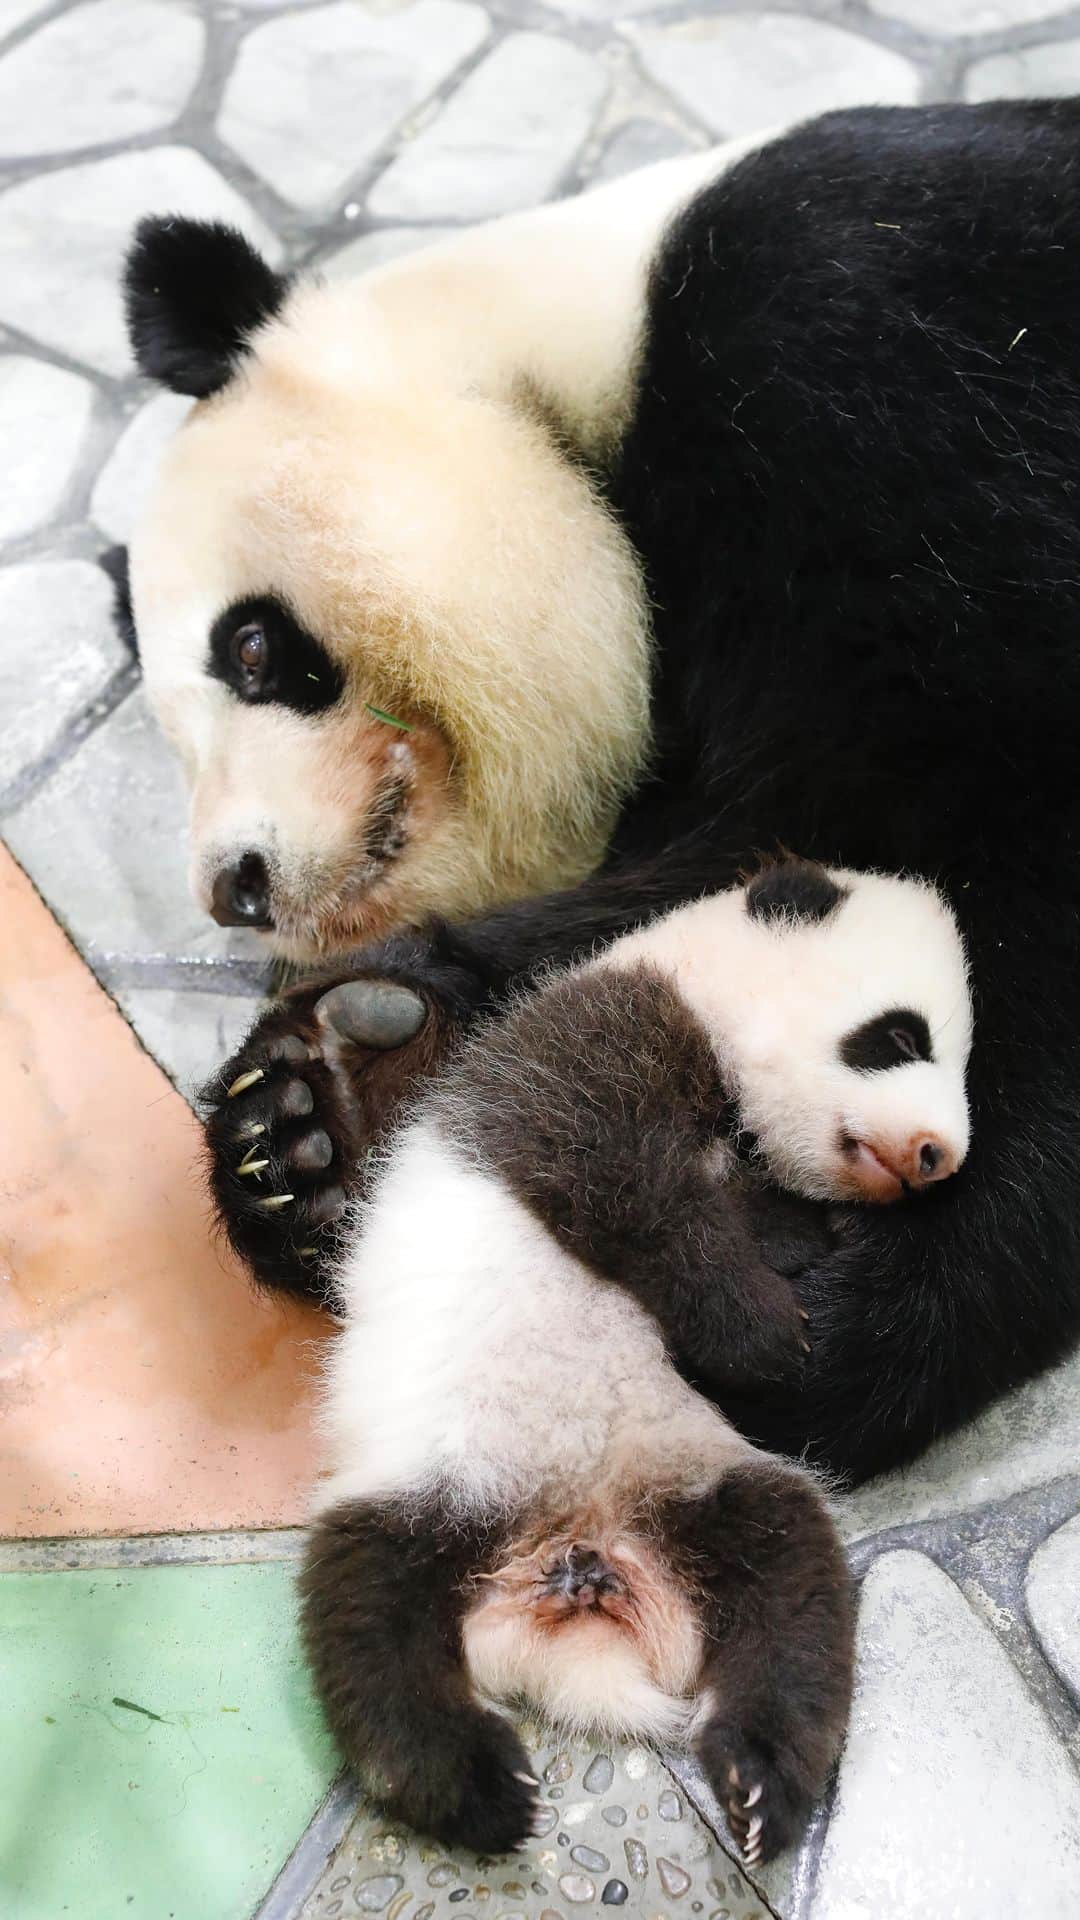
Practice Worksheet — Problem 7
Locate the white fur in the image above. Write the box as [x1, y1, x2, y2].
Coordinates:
[129, 133, 773, 960]
[314, 864, 971, 1741]
[603, 868, 972, 1199]
[320, 1119, 747, 1516]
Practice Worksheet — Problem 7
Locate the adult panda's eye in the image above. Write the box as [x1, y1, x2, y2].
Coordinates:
[232, 622, 267, 686]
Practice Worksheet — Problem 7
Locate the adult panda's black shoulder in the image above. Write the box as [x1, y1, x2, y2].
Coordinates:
[125, 101, 1080, 1485]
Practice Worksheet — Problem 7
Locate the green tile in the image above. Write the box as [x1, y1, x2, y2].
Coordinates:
[0, 1560, 338, 1920]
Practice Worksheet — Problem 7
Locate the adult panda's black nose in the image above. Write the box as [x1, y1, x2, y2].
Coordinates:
[210, 851, 274, 928]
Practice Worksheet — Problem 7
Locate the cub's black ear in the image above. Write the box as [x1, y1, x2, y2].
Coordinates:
[745, 855, 847, 927]
[123, 217, 289, 398]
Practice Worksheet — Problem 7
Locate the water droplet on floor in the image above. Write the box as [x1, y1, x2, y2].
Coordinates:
[602, 1805, 627, 1827]
[570, 1846, 609, 1873]
[658, 1791, 682, 1821]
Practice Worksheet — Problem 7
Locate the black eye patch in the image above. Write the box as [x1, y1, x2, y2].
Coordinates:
[840, 1009, 934, 1073]
[745, 857, 848, 926]
[207, 595, 345, 716]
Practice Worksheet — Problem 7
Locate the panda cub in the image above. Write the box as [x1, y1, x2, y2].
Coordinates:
[302, 859, 971, 1863]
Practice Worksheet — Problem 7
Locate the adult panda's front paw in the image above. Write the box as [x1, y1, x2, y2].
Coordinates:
[202, 980, 428, 1299]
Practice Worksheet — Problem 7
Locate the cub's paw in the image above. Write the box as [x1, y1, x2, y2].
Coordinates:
[203, 981, 427, 1297]
[699, 1726, 809, 1869]
[414, 1711, 544, 1856]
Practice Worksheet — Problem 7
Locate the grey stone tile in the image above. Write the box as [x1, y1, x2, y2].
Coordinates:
[1026, 1513, 1080, 1701]
[590, 118, 698, 186]
[218, 0, 490, 214]
[625, 12, 919, 142]
[320, 222, 454, 280]
[2, 685, 265, 968]
[295, 1732, 759, 1919]
[838, 1343, 1080, 1543]
[113, 984, 263, 1103]
[0, 557, 126, 794]
[91, 389, 192, 544]
[965, 36, 1080, 100]
[0, 0, 52, 41]
[0, 146, 281, 376]
[870, 0, 1065, 29]
[369, 32, 609, 222]
[0, 354, 93, 542]
[0, 0, 204, 160]
[812, 1551, 1080, 1919]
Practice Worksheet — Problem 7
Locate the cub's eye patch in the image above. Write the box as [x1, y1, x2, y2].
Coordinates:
[840, 1009, 934, 1072]
[208, 595, 345, 715]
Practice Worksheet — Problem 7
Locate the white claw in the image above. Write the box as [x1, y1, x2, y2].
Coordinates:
[240, 1122, 267, 1141]
[514, 1771, 540, 1787]
[227, 1068, 264, 1098]
[744, 1783, 763, 1809]
[298, 1246, 318, 1258]
[237, 1155, 269, 1177]
[744, 1846, 761, 1868]
[746, 1815, 763, 1844]
[256, 1193, 294, 1210]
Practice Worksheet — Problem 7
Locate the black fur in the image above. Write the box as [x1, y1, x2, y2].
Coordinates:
[205, 102, 1080, 1484]
[745, 858, 846, 927]
[98, 544, 138, 660]
[840, 1009, 933, 1072]
[299, 1498, 539, 1852]
[660, 1459, 854, 1859]
[440, 962, 809, 1392]
[207, 594, 345, 715]
[124, 217, 289, 397]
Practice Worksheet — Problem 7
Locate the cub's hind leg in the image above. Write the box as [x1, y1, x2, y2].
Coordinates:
[663, 1457, 854, 1866]
[301, 1498, 541, 1852]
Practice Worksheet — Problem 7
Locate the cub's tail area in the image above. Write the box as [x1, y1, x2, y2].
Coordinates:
[301, 1459, 853, 1864]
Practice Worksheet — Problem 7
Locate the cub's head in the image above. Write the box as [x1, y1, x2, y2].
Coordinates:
[122, 218, 650, 963]
[701, 858, 973, 1203]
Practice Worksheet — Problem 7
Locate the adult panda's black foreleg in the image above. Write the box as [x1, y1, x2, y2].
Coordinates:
[663, 1455, 855, 1865]
[300, 1497, 541, 1852]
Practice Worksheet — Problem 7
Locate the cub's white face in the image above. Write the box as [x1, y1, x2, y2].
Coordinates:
[617, 860, 973, 1204]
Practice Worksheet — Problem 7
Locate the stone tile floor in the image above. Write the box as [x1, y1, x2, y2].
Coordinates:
[1, 0, 1079, 1915]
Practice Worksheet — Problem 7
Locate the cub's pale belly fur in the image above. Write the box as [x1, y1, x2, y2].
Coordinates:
[323, 1119, 748, 1740]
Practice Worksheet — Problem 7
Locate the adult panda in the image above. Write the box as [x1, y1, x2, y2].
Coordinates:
[122, 100, 1080, 1485]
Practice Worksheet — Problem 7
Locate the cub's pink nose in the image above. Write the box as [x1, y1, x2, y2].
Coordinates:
[840, 1132, 960, 1203]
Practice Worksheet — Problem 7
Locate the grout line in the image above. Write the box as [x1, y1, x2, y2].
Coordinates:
[0, 658, 139, 819]
[0, 1526, 308, 1572]
[252, 1775, 359, 1920]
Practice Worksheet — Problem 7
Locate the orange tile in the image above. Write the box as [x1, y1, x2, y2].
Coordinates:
[0, 846, 332, 1537]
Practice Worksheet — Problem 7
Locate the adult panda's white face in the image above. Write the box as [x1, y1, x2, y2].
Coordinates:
[125, 219, 651, 962]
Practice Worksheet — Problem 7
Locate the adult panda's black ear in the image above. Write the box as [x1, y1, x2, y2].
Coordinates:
[123, 217, 290, 398]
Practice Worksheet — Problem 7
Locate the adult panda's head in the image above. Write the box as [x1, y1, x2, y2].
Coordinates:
[122, 216, 651, 962]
